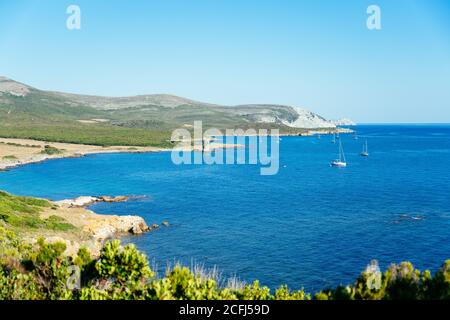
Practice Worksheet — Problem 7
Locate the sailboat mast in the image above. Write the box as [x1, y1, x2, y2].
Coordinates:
[338, 141, 341, 161]
[362, 140, 368, 154]
[338, 140, 346, 162]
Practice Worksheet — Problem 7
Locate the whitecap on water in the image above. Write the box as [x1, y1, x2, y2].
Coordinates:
[390, 213, 426, 224]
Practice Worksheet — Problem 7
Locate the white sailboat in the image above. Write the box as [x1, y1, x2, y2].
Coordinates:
[361, 140, 369, 157]
[331, 140, 347, 167]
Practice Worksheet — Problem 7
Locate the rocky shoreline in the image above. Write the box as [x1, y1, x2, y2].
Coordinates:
[29, 194, 165, 257]
[0, 131, 352, 257]
[54, 194, 164, 237]
[55, 195, 131, 207]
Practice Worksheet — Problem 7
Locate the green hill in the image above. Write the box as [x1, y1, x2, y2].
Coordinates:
[0, 76, 337, 146]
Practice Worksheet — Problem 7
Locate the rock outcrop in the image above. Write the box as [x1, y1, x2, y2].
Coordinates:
[55, 195, 130, 207]
[82, 215, 150, 240]
[38, 196, 155, 256]
[282, 107, 337, 129]
[0, 77, 30, 97]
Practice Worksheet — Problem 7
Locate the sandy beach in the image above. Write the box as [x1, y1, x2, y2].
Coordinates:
[0, 138, 171, 171]
[0, 138, 247, 171]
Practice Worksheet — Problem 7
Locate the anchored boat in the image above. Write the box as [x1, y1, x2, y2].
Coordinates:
[361, 140, 369, 157]
[331, 140, 347, 167]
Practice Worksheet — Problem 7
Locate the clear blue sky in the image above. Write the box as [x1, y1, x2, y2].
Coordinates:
[0, 0, 449, 123]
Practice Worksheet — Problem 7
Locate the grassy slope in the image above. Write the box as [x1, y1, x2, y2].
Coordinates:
[0, 91, 172, 147]
[0, 87, 333, 147]
[0, 191, 75, 232]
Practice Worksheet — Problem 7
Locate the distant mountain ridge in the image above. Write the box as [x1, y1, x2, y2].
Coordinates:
[0, 76, 349, 131]
[0, 76, 30, 97]
[51, 92, 217, 110]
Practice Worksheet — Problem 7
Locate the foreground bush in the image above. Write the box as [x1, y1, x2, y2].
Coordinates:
[0, 227, 450, 300]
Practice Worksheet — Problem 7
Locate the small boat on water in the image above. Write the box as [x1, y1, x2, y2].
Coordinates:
[331, 134, 336, 144]
[331, 140, 347, 167]
[354, 132, 359, 140]
[361, 140, 369, 157]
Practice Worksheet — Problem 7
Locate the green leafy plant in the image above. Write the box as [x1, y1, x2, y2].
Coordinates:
[95, 240, 154, 285]
[1, 225, 450, 300]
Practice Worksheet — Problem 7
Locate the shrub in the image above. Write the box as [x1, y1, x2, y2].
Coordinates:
[274, 285, 309, 300]
[427, 260, 450, 299]
[41, 145, 64, 155]
[31, 238, 74, 299]
[2, 155, 18, 160]
[235, 281, 272, 300]
[1, 227, 450, 301]
[95, 240, 154, 285]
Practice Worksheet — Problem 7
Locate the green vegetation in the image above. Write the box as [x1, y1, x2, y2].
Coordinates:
[0, 90, 173, 147]
[0, 222, 447, 300]
[0, 191, 75, 231]
[0, 142, 41, 148]
[2, 155, 17, 160]
[42, 215, 76, 232]
[1, 226, 450, 300]
[0, 81, 333, 148]
[0, 120, 173, 147]
[0, 229, 307, 300]
[1, 190, 449, 300]
[41, 145, 64, 155]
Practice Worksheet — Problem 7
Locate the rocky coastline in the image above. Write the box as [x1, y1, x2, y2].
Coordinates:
[25, 194, 165, 257]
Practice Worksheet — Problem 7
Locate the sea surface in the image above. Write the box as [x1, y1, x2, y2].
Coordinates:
[1, 125, 450, 292]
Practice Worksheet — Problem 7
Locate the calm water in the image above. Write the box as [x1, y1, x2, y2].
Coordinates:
[1, 125, 450, 291]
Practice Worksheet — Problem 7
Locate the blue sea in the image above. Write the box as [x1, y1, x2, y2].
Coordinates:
[1, 125, 450, 292]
